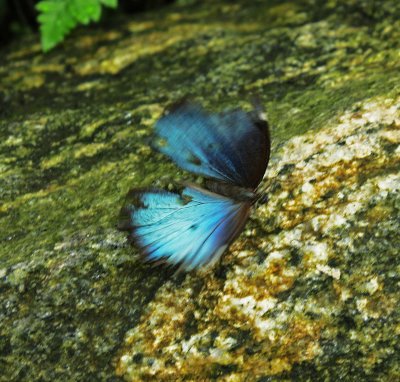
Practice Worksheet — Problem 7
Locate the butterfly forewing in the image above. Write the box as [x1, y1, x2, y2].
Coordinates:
[153, 101, 270, 189]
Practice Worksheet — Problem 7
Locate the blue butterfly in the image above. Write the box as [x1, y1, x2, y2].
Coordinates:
[119, 100, 271, 271]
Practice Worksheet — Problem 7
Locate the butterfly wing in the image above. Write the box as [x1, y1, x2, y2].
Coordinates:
[119, 186, 251, 271]
[153, 101, 270, 189]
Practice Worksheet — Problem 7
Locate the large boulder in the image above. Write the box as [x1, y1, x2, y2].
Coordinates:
[1, 1, 399, 380]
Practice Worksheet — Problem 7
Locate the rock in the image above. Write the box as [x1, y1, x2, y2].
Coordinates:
[116, 96, 400, 381]
[1, 0, 399, 381]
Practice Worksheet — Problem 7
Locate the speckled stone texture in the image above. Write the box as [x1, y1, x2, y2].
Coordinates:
[0, 0, 399, 381]
[116, 97, 400, 381]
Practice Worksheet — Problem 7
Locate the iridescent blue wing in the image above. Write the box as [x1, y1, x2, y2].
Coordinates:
[153, 101, 270, 189]
[119, 186, 251, 271]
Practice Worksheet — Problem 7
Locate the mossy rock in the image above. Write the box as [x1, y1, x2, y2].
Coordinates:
[1, 0, 399, 381]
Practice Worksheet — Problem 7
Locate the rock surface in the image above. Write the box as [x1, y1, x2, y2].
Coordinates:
[0, 0, 399, 381]
[116, 97, 400, 381]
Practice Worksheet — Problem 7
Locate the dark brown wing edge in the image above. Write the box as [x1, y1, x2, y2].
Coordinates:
[249, 99, 271, 190]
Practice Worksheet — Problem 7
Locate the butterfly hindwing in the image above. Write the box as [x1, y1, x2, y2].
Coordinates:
[119, 186, 251, 271]
[153, 101, 270, 189]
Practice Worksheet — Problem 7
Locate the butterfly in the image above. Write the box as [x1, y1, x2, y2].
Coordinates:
[119, 100, 271, 272]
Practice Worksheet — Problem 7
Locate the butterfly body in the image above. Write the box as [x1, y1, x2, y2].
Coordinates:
[205, 180, 257, 202]
[119, 100, 270, 271]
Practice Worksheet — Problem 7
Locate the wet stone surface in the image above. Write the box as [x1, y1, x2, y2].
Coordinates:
[0, 0, 399, 381]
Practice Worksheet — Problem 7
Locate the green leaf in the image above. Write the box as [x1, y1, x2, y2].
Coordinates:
[100, 0, 118, 7]
[36, 1, 75, 52]
[68, 0, 102, 24]
[36, 0, 118, 52]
